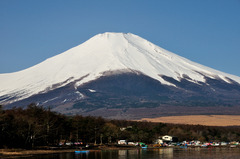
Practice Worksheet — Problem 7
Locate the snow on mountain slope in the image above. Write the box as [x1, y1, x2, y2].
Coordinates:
[1, 32, 240, 104]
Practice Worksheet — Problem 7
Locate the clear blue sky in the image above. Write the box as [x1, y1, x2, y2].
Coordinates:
[0, 0, 240, 76]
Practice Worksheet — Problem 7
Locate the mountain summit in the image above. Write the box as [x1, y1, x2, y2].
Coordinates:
[1, 32, 240, 119]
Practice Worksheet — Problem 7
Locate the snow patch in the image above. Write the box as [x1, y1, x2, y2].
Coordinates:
[62, 99, 67, 103]
[88, 89, 96, 93]
[42, 97, 59, 104]
[75, 91, 84, 99]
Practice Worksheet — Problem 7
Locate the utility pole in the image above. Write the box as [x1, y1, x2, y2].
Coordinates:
[100, 134, 103, 145]
[94, 126, 97, 145]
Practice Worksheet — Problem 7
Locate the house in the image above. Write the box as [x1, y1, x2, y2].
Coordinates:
[118, 140, 127, 145]
[161, 135, 178, 143]
[120, 126, 133, 131]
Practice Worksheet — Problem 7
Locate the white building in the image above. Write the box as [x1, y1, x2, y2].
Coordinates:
[161, 135, 178, 143]
[118, 140, 127, 145]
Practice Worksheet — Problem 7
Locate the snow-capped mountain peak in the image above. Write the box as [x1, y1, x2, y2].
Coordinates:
[1, 32, 240, 105]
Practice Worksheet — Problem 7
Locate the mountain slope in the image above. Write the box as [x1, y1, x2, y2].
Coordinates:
[1, 32, 240, 118]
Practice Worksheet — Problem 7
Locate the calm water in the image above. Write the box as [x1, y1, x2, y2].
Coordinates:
[12, 147, 240, 159]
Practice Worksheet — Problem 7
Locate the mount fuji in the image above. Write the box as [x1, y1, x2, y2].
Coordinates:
[1, 32, 240, 119]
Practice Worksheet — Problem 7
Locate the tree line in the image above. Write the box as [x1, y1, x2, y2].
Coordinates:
[1, 104, 240, 149]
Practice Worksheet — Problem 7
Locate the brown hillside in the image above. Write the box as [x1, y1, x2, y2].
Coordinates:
[140, 115, 240, 126]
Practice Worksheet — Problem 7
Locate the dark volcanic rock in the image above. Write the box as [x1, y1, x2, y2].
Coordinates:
[5, 72, 240, 119]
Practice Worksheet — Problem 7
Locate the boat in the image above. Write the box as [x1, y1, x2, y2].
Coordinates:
[139, 142, 148, 148]
[230, 145, 237, 148]
[75, 150, 90, 153]
[180, 145, 187, 148]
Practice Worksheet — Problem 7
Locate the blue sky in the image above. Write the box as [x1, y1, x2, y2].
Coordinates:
[0, 0, 240, 76]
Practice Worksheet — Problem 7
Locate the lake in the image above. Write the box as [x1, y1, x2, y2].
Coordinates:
[11, 147, 240, 159]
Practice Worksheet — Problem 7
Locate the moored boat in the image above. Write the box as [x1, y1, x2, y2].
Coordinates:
[75, 150, 90, 153]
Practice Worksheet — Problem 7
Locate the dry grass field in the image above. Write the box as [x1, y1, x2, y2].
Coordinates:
[140, 115, 240, 126]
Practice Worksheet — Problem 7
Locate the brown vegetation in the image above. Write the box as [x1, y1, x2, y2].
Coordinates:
[140, 115, 240, 126]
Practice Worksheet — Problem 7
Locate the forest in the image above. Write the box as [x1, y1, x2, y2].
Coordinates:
[1, 103, 240, 149]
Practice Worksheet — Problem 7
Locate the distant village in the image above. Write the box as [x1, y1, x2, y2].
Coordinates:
[59, 124, 240, 149]
[115, 134, 239, 148]
[59, 133, 240, 149]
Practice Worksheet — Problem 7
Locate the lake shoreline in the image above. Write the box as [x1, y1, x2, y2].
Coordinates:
[0, 149, 77, 158]
[1, 145, 240, 158]
[0, 146, 140, 158]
